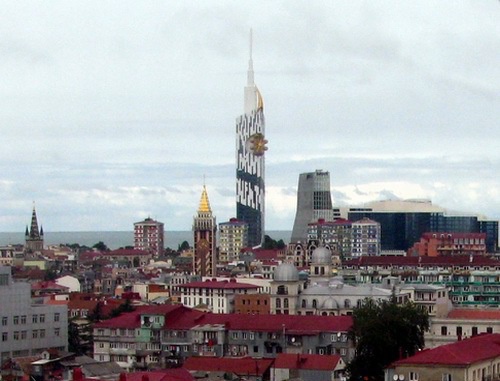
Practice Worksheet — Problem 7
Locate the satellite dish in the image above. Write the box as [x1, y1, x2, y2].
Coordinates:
[393, 376, 398, 381]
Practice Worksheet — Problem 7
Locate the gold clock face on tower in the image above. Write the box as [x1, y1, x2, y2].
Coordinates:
[197, 238, 209, 252]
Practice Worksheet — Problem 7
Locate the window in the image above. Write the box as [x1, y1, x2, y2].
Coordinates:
[284, 298, 289, 308]
[54, 328, 60, 337]
[13, 316, 19, 325]
[1, 317, 7, 326]
[301, 299, 306, 308]
[487, 327, 493, 334]
[2, 332, 7, 342]
[39, 314, 45, 323]
[32, 314, 38, 324]
[331, 334, 338, 342]
[13, 331, 19, 340]
[456, 326, 462, 337]
[33, 330, 38, 339]
[276, 299, 281, 308]
[312, 299, 317, 309]
[442, 374, 452, 381]
[472, 326, 478, 336]
[54, 313, 60, 322]
[340, 348, 347, 356]
[21, 316, 26, 324]
[409, 372, 419, 381]
[232, 332, 238, 339]
[40, 329, 45, 338]
[344, 299, 351, 308]
[441, 326, 448, 336]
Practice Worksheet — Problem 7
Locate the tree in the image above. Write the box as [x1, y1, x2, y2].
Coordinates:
[178, 241, 190, 251]
[347, 298, 429, 381]
[92, 241, 109, 251]
[110, 298, 135, 318]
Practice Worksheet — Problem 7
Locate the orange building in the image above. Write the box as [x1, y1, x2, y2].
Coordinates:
[234, 293, 270, 314]
[408, 232, 487, 257]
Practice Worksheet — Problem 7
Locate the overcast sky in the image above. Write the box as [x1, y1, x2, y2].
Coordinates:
[1, 1, 499, 232]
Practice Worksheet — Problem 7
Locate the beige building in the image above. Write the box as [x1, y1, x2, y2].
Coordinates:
[386, 333, 500, 381]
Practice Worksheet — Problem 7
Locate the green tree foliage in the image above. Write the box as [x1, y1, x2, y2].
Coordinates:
[92, 241, 109, 251]
[262, 235, 286, 250]
[347, 298, 429, 381]
[178, 241, 190, 251]
[68, 319, 93, 356]
[110, 298, 135, 318]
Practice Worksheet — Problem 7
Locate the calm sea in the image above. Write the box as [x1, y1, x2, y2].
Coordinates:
[0, 230, 292, 250]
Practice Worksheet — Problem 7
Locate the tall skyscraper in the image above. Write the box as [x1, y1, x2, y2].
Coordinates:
[236, 30, 267, 248]
[133, 217, 164, 257]
[193, 186, 217, 277]
[25, 203, 44, 253]
[291, 170, 339, 244]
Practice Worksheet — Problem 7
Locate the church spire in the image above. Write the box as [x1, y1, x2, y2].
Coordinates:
[198, 186, 212, 214]
[30, 203, 40, 239]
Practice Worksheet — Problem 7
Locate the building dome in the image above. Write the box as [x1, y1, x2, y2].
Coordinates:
[311, 246, 332, 265]
[322, 297, 340, 310]
[274, 263, 300, 282]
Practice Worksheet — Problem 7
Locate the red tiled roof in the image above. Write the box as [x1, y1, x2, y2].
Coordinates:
[343, 255, 500, 267]
[392, 334, 500, 366]
[123, 369, 194, 381]
[178, 279, 259, 290]
[93, 305, 183, 329]
[32, 281, 69, 291]
[94, 305, 353, 334]
[183, 356, 274, 376]
[448, 309, 500, 320]
[274, 353, 343, 370]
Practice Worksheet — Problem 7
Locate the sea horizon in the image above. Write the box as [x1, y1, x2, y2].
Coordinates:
[0, 230, 292, 250]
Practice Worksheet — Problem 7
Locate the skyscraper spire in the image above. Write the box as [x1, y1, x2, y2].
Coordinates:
[247, 28, 254, 86]
[244, 28, 258, 114]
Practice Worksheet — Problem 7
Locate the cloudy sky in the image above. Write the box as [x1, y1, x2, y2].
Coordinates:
[1, 1, 499, 232]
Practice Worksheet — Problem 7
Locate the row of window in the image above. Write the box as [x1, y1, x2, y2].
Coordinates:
[440, 326, 493, 336]
[1, 328, 60, 342]
[1, 313, 59, 326]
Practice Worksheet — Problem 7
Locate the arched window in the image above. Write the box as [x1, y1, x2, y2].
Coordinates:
[301, 299, 306, 308]
[344, 299, 351, 309]
[276, 298, 281, 308]
[312, 299, 318, 309]
[284, 298, 289, 308]
[357, 299, 363, 308]
[277, 285, 288, 295]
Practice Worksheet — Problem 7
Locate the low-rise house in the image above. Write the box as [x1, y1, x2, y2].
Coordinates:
[385, 333, 500, 381]
[427, 308, 500, 348]
[92, 304, 354, 371]
[184, 356, 274, 381]
[272, 353, 346, 381]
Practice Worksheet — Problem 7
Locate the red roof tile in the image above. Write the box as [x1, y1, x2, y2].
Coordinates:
[183, 356, 274, 376]
[274, 353, 343, 370]
[122, 369, 194, 381]
[448, 309, 500, 320]
[94, 305, 353, 334]
[178, 279, 259, 290]
[392, 334, 500, 366]
[343, 255, 500, 267]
